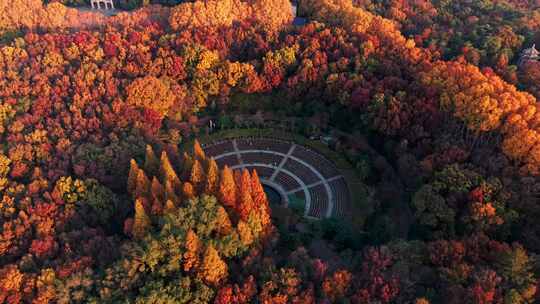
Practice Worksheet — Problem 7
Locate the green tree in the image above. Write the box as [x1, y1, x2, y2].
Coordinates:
[498, 244, 536, 302]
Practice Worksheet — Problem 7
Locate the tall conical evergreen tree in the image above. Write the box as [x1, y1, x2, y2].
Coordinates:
[159, 151, 179, 186]
[127, 159, 140, 195]
[151, 177, 165, 202]
[132, 198, 151, 239]
[250, 169, 267, 208]
[234, 170, 242, 192]
[200, 244, 228, 285]
[240, 169, 252, 193]
[144, 144, 160, 177]
[238, 188, 255, 221]
[134, 169, 151, 199]
[237, 169, 255, 221]
[164, 144, 180, 164]
[184, 229, 200, 272]
[218, 166, 237, 209]
[216, 206, 232, 235]
[193, 139, 207, 161]
[150, 198, 163, 216]
[204, 157, 219, 195]
[251, 169, 271, 226]
[247, 208, 264, 238]
[181, 152, 194, 180]
[165, 179, 180, 203]
[183, 182, 195, 199]
[237, 220, 254, 247]
[190, 159, 205, 189]
[164, 199, 177, 215]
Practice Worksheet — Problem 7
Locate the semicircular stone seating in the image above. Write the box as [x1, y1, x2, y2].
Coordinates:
[202, 137, 352, 219]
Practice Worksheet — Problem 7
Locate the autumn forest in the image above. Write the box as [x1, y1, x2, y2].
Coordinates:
[1, 0, 540, 303]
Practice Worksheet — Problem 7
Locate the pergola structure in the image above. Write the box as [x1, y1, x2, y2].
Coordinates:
[90, 0, 114, 10]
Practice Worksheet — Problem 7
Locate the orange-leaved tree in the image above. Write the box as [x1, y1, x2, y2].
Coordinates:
[125, 76, 177, 119]
[124, 142, 272, 238]
[169, 0, 292, 33]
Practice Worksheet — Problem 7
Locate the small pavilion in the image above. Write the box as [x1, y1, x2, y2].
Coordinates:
[518, 44, 540, 67]
[90, 0, 114, 10]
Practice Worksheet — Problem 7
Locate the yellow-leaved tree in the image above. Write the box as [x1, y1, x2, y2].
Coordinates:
[199, 244, 228, 285]
[183, 229, 200, 272]
[218, 165, 237, 209]
[132, 198, 151, 239]
[169, 0, 292, 33]
[126, 76, 176, 118]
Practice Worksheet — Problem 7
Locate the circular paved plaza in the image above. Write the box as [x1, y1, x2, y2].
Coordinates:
[202, 137, 351, 219]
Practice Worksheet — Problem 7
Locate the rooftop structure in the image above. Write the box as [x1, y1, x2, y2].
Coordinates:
[90, 0, 114, 10]
[518, 44, 540, 67]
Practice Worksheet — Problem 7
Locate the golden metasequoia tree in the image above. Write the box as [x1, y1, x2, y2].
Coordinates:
[251, 169, 271, 226]
[237, 220, 254, 246]
[193, 139, 206, 161]
[216, 206, 233, 235]
[251, 169, 267, 207]
[164, 199, 177, 215]
[134, 169, 151, 199]
[204, 158, 219, 195]
[181, 152, 194, 180]
[237, 169, 255, 221]
[165, 179, 180, 203]
[182, 181, 196, 199]
[189, 159, 205, 189]
[199, 244, 228, 285]
[144, 144, 160, 177]
[159, 151, 180, 191]
[151, 177, 165, 203]
[218, 166, 237, 209]
[150, 198, 163, 216]
[234, 170, 242, 191]
[127, 159, 140, 195]
[125, 142, 272, 239]
[183, 229, 201, 272]
[132, 198, 151, 239]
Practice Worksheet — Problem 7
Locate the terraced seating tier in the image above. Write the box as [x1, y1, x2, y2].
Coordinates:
[282, 159, 320, 185]
[292, 145, 340, 179]
[236, 138, 292, 154]
[274, 172, 301, 191]
[203, 141, 235, 157]
[329, 177, 350, 218]
[215, 155, 239, 168]
[307, 184, 328, 218]
[243, 166, 275, 179]
[202, 137, 351, 220]
[241, 152, 282, 167]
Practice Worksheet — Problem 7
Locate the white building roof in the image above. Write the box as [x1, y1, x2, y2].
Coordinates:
[522, 44, 540, 58]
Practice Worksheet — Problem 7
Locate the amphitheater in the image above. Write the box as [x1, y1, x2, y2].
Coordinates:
[202, 137, 351, 219]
